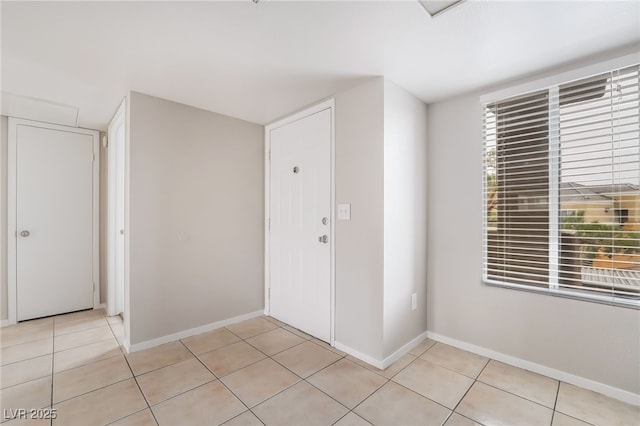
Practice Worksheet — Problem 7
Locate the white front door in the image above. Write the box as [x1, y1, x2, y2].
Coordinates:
[11, 119, 98, 321]
[269, 107, 332, 342]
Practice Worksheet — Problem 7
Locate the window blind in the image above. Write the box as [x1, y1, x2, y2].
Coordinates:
[483, 65, 640, 305]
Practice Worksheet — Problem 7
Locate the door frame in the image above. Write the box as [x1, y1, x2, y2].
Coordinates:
[7, 117, 100, 324]
[107, 99, 126, 317]
[264, 99, 336, 344]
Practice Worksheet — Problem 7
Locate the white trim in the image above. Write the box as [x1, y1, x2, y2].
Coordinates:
[8, 119, 16, 325]
[125, 310, 263, 353]
[380, 330, 430, 369]
[334, 341, 384, 370]
[7, 118, 100, 324]
[263, 98, 336, 345]
[0, 320, 11, 328]
[481, 52, 640, 104]
[123, 94, 131, 351]
[107, 99, 126, 317]
[335, 330, 430, 370]
[427, 331, 640, 406]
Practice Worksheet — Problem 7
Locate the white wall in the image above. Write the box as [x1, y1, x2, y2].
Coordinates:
[383, 80, 429, 358]
[427, 86, 640, 395]
[334, 78, 385, 359]
[128, 92, 264, 345]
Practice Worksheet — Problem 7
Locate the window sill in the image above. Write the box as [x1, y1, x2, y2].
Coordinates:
[483, 279, 640, 310]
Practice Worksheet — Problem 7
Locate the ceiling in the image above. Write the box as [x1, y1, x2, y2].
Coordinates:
[2, 1, 639, 130]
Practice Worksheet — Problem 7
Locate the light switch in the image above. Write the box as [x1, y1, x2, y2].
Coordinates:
[338, 203, 351, 220]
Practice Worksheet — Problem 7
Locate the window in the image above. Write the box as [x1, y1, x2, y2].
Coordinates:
[483, 65, 640, 307]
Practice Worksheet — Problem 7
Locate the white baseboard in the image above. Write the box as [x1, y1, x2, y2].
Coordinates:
[334, 341, 384, 369]
[381, 330, 430, 369]
[0, 319, 12, 328]
[335, 330, 430, 370]
[94, 303, 106, 310]
[126, 310, 264, 353]
[427, 331, 640, 407]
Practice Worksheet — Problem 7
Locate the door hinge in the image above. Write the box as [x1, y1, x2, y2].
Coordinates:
[92, 153, 96, 162]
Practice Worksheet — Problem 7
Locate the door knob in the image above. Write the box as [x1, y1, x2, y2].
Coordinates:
[20, 230, 30, 237]
[318, 235, 328, 243]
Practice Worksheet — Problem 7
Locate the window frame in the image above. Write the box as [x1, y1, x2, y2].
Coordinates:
[481, 54, 640, 310]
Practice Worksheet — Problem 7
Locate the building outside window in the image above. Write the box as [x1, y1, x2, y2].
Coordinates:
[483, 64, 640, 307]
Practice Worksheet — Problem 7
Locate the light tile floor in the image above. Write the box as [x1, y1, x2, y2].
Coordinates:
[1, 311, 638, 426]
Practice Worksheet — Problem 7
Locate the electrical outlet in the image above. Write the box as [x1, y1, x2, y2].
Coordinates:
[411, 293, 417, 311]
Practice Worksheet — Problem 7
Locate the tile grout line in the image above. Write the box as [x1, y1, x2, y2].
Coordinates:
[106, 315, 161, 426]
[178, 338, 259, 424]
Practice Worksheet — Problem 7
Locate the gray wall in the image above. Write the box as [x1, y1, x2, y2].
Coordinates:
[427, 84, 640, 394]
[383, 80, 429, 358]
[128, 92, 264, 345]
[334, 78, 385, 359]
[333, 78, 430, 361]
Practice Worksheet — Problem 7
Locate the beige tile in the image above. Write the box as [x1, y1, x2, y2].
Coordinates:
[0, 377, 52, 416]
[354, 381, 451, 426]
[221, 358, 300, 407]
[54, 309, 105, 325]
[556, 382, 640, 426]
[457, 382, 553, 425]
[282, 325, 313, 340]
[552, 412, 593, 426]
[253, 381, 348, 425]
[110, 322, 125, 346]
[137, 358, 215, 405]
[445, 412, 483, 426]
[245, 328, 305, 356]
[1, 320, 53, 349]
[151, 381, 245, 425]
[110, 409, 157, 426]
[1, 338, 53, 366]
[198, 341, 266, 377]
[421, 343, 489, 378]
[392, 358, 474, 409]
[54, 326, 115, 352]
[53, 354, 132, 403]
[348, 352, 416, 379]
[3, 417, 51, 426]
[53, 379, 146, 426]
[107, 315, 123, 325]
[54, 316, 108, 336]
[333, 412, 373, 426]
[226, 318, 278, 339]
[307, 358, 387, 409]
[273, 341, 341, 378]
[223, 410, 264, 426]
[261, 316, 287, 327]
[408, 338, 436, 356]
[1, 355, 52, 389]
[181, 328, 240, 355]
[125, 341, 193, 376]
[310, 338, 347, 357]
[478, 360, 558, 408]
[54, 339, 121, 373]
